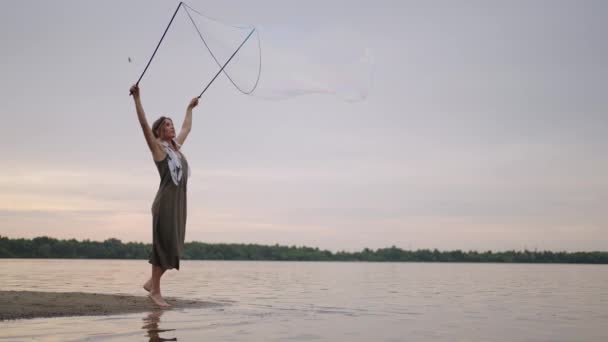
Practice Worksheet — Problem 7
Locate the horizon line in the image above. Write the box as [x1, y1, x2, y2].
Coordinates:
[2, 235, 606, 254]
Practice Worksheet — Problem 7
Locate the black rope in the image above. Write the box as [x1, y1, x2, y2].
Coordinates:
[131, 1, 259, 98]
[183, 4, 261, 95]
[134, 2, 183, 87]
[198, 28, 256, 98]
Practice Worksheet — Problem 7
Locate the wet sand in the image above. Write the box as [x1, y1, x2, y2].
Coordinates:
[0, 290, 214, 321]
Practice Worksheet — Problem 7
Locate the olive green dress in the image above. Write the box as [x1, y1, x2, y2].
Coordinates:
[148, 150, 188, 270]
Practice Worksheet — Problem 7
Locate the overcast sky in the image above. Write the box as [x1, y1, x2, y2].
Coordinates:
[1, 0, 606, 251]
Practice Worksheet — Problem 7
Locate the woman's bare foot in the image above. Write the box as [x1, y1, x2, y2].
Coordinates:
[148, 292, 171, 307]
[143, 278, 153, 292]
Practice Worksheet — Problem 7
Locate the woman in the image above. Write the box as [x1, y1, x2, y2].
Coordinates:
[130, 84, 198, 307]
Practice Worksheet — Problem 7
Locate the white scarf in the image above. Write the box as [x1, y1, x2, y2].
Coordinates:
[161, 140, 183, 185]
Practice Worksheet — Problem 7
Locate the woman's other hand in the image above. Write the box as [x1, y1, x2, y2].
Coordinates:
[188, 97, 199, 110]
[130, 84, 140, 98]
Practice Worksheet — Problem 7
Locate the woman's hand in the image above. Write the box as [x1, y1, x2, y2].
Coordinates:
[130, 84, 140, 98]
[188, 97, 199, 110]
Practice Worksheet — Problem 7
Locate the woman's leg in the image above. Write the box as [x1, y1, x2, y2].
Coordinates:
[143, 266, 166, 292]
[147, 265, 170, 307]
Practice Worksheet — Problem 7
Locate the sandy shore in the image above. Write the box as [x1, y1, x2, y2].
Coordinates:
[0, 290, 215, 321]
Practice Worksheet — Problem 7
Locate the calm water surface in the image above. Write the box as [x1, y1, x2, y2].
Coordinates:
[1, 259, 607, 341]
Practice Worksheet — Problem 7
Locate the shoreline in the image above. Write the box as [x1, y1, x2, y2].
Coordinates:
[0, 290, 215, 321]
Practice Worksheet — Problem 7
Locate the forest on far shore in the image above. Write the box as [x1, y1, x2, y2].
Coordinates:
[1, 236, 606, 264]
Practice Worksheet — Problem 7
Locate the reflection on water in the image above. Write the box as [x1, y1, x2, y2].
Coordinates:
[142, 310, 177, 342]
[0, 260, 607, 341]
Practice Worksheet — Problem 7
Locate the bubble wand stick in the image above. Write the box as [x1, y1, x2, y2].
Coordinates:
[197, 28, 256, 98]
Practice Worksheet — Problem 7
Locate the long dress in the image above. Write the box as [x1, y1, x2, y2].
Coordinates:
[148, 147, 189, 270]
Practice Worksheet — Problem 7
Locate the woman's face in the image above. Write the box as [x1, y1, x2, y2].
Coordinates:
[159, 118, 176, 140]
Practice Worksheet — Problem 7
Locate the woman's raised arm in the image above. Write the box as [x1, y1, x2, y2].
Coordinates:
[176, 97, 198, 146]
[130, 84, 163, 160]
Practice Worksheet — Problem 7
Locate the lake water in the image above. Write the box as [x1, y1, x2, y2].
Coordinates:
[0, 259, 607, 341]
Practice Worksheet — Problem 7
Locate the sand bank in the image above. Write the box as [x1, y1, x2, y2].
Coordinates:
[0, 290, 214, 321]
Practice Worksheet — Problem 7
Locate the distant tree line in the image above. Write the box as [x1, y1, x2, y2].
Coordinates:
[0, 235, 606, 263]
